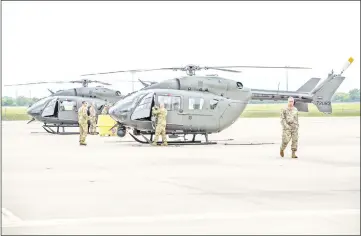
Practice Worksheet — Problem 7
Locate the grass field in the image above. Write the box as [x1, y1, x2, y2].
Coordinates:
[2, 106, 31, 121]
[1, 103, 360, 121]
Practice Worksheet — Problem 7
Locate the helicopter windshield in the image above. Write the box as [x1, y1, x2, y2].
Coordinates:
[113, 91, 147, 112]
[27, 97, 54, 115]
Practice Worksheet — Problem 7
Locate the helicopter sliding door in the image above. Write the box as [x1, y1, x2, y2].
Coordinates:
[57, 98, 78, 122]
[131, 92, 154, 121]
[181, 95, 219, 132]
[41, 98, 58, 117]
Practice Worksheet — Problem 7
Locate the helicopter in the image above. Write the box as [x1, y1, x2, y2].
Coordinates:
[4, 78, 153, 134]
[80, 57, 354, 145]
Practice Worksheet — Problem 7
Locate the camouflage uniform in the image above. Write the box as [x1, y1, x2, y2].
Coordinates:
[280, 106, 299, 158]
[78, 104, 89, 145]
[101, 105, 109, 115]
[152, 106, 168, 146]
[89, 104, 97, 134]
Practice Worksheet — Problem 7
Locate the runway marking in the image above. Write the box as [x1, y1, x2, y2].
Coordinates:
[2, 209, 359, 228]
[2, 208, 23, 225]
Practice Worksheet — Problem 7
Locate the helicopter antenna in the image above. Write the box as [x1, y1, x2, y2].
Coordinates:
[80, 64, 312, 77]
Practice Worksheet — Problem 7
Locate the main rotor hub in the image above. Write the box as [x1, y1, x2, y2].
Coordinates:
[81, 79, 90, 87]
[183, 64, 202, 76]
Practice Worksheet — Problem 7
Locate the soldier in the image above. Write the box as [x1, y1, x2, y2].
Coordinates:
[89, 102, 97, 135]
[151, 103, 168, 146]
[280, 96, 299, 158]
[78, 101, 90, 145]
[101, 104, 110, 115]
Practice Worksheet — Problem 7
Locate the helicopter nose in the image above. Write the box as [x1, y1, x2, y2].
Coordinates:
[108, 106, 117, 121]
[27, 105, 40, 116]
[26, 106, 34, 115]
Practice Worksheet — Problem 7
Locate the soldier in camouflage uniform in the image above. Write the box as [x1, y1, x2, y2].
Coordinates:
[101, 104, 110, 115]
[78, 101, 90, 145]
[152, 103, 168, 146]
[280, 97, 299, 158]
[89, 102, 97, 135]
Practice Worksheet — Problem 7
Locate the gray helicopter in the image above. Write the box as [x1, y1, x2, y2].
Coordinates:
[80, 57, 354, 145]
[4, 78, 152, 134]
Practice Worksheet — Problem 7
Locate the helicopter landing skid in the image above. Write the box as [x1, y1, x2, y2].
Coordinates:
[128, 133, 217, 146]
[42, 124, 79, 135]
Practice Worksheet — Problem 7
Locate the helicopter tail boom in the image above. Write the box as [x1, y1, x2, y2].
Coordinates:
[250, 57, 354, 114]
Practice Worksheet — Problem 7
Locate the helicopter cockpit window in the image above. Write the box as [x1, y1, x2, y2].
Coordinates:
[210, 99, 219, 110]
[60, 100, 76, 111]
[189, 97, 204, 110]
[134, 95, 152, 112]
[31, 97, 53, 109]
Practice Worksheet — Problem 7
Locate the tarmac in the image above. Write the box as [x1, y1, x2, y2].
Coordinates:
[1, 117, 360, 235]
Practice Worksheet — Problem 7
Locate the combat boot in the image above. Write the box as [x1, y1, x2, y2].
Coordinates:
[161, 142, 168, 146]
[151, 142, 157, 146]
[292, 150, 298, 158]
[280, 148, 284, 157]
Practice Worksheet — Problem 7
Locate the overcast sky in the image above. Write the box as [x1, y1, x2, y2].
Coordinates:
[2, 1, 360, 98]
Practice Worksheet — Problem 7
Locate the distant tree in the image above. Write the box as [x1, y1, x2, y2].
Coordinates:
[15, 96, 30, 106]
[1, 96, 15, 106]
[349, 88, 360, 101]
[332, 92, 349, 102]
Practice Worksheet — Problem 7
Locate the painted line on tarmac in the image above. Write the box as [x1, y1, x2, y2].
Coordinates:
[2, 208, 359, 228]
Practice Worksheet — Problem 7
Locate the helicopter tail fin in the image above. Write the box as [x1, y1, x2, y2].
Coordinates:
[311, 75, 346, 113]
[310, 57, 354, 113]
[296, 77, 321, 92]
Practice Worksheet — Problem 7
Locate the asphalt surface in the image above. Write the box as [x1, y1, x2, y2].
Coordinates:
[1, 117, 360, 234]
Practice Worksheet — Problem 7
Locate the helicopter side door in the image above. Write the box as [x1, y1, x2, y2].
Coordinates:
[181, 95, 219, 132]
[155, 94, 184, 130]
[131, 92, 154, 121]
[41, 98, 58, 117]
[57, 98, 78, 121]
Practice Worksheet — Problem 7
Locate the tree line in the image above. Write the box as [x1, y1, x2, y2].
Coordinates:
[1, 89, 360, 106]
[1, 96, 42, 107]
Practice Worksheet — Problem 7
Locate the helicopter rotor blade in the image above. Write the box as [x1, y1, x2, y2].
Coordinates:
[79, 64, 311, 78]
[4, 81, 69, 86]
[4, 79, 113, 87]
[206, 67, 243, 73]
[80, 67, 180, 77]
[208, 65, 312, 70]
